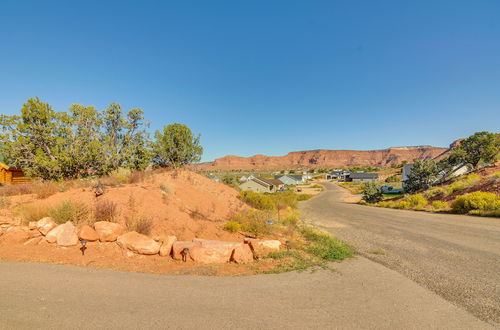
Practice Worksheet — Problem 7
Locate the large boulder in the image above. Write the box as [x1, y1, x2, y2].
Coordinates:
[94, 221, 125, 242]
[231, 244, 254, 264]
[78, 225, 99, 241]
[46, 222, 78, 246]
[172, 241, 202, 261]
[0, 226, 30, 244]
[189, 238, 244, 264]
[158, 235, 177, 257]
[246, 239, 281, 258]
[37, 217, 57, 236]
[116, 231, 161, 255]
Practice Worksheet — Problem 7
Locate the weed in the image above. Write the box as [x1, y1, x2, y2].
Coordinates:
[126, 217, 154, 235]
[232, 210, 272, 237]
[424, 187, 446, 199]
[431, 200, 448, 210]
[50, 200, 90, 224]
[95, 199, 118, 222]
[296, 194, 314, 201]
[18, 204, 50, 223]
[447, 174, 481, 194]
[300, 227, 353, 261]
[223, 220, 242, 233]
[239, 191, 275, 210]
[370, 249, 386, 255]
[406, 194, 428, 209]
[33, 182, 60, 199]
[395, 201, 411, 209]
[160, 183, 172, 194]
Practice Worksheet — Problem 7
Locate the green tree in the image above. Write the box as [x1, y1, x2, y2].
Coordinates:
[362, 181, 383, 203]
[152, 123, 203, 168]
[403, 159, 440, 193]
[451, 131, 500, 169]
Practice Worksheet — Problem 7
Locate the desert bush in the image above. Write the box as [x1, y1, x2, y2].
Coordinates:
[447, 174, 481, 194]
[395, 201, 411, 209]
[18, 204, 50, 223]
[223, 220, 242, 233]
[362, 182, 383, 203]
[424, 187, 446, 199]
[160, 183, 172, 194]
[490, 172, 500, 179]
[431, 200, 448, 210]
[296, 194, 314, 201]
[94, 199, 118, 222]
[129, 170, 147, 184]
[232, 210, 272, 237]
[377, 201, 396, 208]
[281, 212, 300, 227]
[133, 217, 154, 235]
[50, 200, 90, 224]
[300, 227, 353, 261]
[406, 194, 428, 209]
[33, 182, 60, 199]
[0, 197, 11, 208]
[451, 191, 500, 214]
[109, 167, 132, 184]
[310, 184, 323, 189]
[239, 191, 275, 210]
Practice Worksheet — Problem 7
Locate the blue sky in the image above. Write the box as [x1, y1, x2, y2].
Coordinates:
[1, 1, 499, 162]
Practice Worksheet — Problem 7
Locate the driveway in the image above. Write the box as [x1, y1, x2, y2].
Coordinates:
[300, 182, 500, 326]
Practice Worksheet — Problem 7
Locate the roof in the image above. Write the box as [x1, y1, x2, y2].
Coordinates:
[349, 172, 378, 179]
[253, 177, 284, 186]
[275, 175, 303, 181]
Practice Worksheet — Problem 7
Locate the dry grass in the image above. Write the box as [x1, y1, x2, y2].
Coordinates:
[17, 204, 51, 223]
[94, 199, 118, 222]
[50, 200, 91, 225]
[126, 217, 154, 236]
[0, 196, 11, 208]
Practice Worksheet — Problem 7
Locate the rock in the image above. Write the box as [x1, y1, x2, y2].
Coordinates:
[56, 221, 78, 246]
[46, 222, 78, 246]
[24, 237, 43, 245]
[78, 225, 99, 241]
[116, 231, 161, 255]
[231, 244, 254, 264]
[28, 229, 42, 239]
[189, 238, 244, 264]
[247, 239, 281, 258]
[37, 217, 57, 236]
[1, 226, 30, 244]
[159, 235, 177, 257]
[172, 241, 202, 260]
[28, 221, 37, 230]
[94, 221, 125, 242]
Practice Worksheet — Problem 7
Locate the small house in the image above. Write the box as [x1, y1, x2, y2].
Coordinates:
[0, 162, 30, 185]
[239, 177, 284, 193]
[274, 175, 305, 185]
[345, 172, 378, 182]
[326, 169, 351, 180]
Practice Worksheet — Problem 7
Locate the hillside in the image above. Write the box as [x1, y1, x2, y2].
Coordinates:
[197, 146, 448, 170]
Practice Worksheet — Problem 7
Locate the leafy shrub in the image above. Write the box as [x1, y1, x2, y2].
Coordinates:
[223, 220, 242, 233]
[94, 199, 118, 222]
[239, 191, 275, 210]
[406, 194, 428, 209]
[451, 192, 500, 214]
[431, 200, 448, 210]
[300, 227, 353, 261]
[447, 174, 481, 194]
[50, 200, 90, 224]
[362, 182, 383, 203]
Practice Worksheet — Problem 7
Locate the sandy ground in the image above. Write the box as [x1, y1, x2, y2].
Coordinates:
[300, 182, 500, 326]
[0, 258, 492, 329]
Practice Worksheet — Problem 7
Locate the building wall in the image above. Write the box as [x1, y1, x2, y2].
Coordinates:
[239, 180, 273, 193]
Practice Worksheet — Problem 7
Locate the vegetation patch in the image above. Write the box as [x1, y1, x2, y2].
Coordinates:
[451, 192, 500, 215]
[50, 200, 91, 225]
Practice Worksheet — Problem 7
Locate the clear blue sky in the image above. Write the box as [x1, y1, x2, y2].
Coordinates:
[1, 1, 499, 162]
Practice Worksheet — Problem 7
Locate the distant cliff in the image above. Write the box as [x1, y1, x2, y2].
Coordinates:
[197, 146, 449, 170]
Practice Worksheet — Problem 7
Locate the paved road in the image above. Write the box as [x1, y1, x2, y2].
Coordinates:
[300, 182, 500, 326]
[0, 259, 492, 329]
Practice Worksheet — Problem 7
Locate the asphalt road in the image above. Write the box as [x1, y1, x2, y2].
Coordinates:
[300, 182, 500, 326]
[0, 259, 493, 330]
